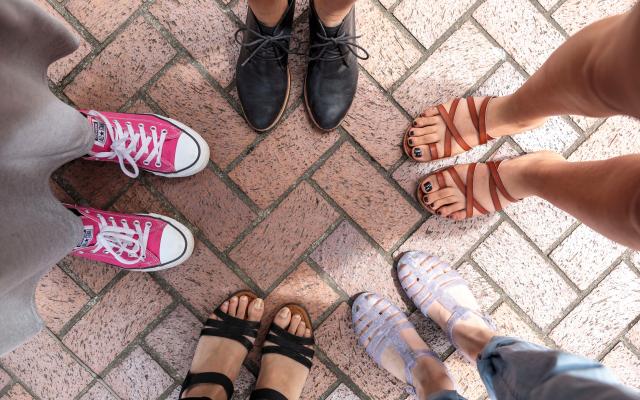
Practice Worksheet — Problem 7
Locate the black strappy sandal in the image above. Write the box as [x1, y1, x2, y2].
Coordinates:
[180, 291, 261, 400]
[249, 304, 315, 400]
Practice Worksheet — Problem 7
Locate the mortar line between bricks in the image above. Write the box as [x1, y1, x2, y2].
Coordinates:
[73, 377, 123, 400]
[526, 0, 572, 39]
[312, 344, 376, 400]
[595, 312, 640, 362]
[0, 362, 42, 400]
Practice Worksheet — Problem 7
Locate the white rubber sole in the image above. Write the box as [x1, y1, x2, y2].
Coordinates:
[150, 114, 211, 178]
[126, 213, 195, 272]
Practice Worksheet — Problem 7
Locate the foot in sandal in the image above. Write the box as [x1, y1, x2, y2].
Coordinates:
[404, 96, 546, 162]
[397, 251, 497, 361]
[352, 293, 458, 399]
[417, 151, 565, 220]
[180, 292, 263, 400]
[253, 305, 315, 400]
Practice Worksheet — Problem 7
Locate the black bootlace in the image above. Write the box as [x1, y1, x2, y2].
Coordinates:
[308, 31, 370, 62]
[234, 28, 294, 67]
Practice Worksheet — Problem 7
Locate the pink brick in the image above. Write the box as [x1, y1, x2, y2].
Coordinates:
[457, 262, 500, 311]
[311, 221, 406, 309]
[150, 0, 238, 87]
[342, 74, 407, 170]
[0, 368, 10, 391]
[32, 0, 91, 83]
[145, 305, 201, 375]
[553, 0, 636, 35]
[316, 303, 405, 400]
[63, 273, 172, 372]
[474, 0, 564, 75]
[78, 382, 118, 400]
[393, 0, 476, 49]
[443, 352, 486, 399]
[551, 262, 640, 358]
[62, 160, 129, 208]
[104, 347, 173, 400]
[601, 343, 640, 389]
[1, 331, 92, 399]
[148, 61, 257, 168]
[66, 0, 143, 41]
[326, 384, 359, 400]
[112, 181, 173, 216]
[569, 116, 640, 161]
[151, 167, 255, 250]
[628, 321, 640, 349]
[394, 22, 504, 116]
[1, 384, 33, 400]
[230, 182, 338, 290]
[473, 222, 575, 329]
[396, 213, 500, 265]
[313, 143, 421, 250]
[65, 17, 175, 110]
[229, 106, 339, 209]
[50, 180, 73, 203]
[35, 266, 89, 333]
[62, 255, 119, 294]
[491, 303, 543, 345]
[408, 312, 450, 357]
[264, 262, 340, 323]
[301, 359, 337, 400]
[160, 240, 245, 317]
[125, 99, 154, 114]
[356, 0, 422, 89]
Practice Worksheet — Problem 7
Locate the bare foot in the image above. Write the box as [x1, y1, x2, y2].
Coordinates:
[405, 96, 547, 162]
[417, 151, 565, 219]
[255, 306, 314, 400]
[181, 293, 264, 400]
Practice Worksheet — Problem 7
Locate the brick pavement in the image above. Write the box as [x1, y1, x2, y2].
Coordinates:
[2, 0, 640, 399]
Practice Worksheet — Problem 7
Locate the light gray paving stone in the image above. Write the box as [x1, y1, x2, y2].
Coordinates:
[408, 312, 451, 357]
[553, 0, 636, 35]
[397, 213, 500, 266]
[473, 222, 576, 329]
[394, 22, 505, 116]
[569, 116, 640, 161]
[492, 303, 544, 345]
[571, 115, 602, 132]
[506, 195, 576, 253]
[474, 0, 565, 75]
[551, 224, 626, 290]
[393, 0, 476, 49]
[551, 262, 640, 358]
[601, 342, 640, 389]
[325, 384, 360, 400]
[444, 352, 487, 400]
[458, 262, 500, 311]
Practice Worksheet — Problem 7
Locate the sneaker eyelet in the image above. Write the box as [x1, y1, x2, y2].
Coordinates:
[103, 250, 109, 254]
[121, 219, 127, 224]
[138, 123, 144, 128]
[143, 160, 150, 165]
[126, 121, 132, 126]
[134, 220, 141, 226]
[155, 161, 161, 167]
[161, 129, 167, 134]
[145, 222, 152, 227]
[77, 251, 84, 255]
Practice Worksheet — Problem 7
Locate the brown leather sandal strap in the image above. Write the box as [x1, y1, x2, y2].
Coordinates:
[428, 143, 439, 160]
[467, 97, 480, 133]
[445, 166, 488, 218]
[479, 97, 494, 142]
[465, 164, 475, 218]
[436, 171, 447, 188]
[488, 161, 519, 203]
[438, 99, 473, 157]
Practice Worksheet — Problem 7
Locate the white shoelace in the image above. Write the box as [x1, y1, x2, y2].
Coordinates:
[92, 213, 151, 265]
[88, 110, 168, 178]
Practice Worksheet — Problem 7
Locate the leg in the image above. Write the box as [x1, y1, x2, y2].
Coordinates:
[405, 4, 640, 163]
[477, 338, 639, 400]
[314, 0, 357, 27]
[247, 0, 288, 27]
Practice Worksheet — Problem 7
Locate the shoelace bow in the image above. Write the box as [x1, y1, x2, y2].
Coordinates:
[88, 110, 167, 178]
[235, 27, 295, 67]
[308, 31, 369, 62]
[93, 214, 151, 265]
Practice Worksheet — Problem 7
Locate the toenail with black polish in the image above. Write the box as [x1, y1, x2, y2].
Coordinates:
[423, 182, 432, 192]
[412, 121, 417, 127]
[413, 148, 422, 157]
[408, 139, 414, 146]
[409, 130, 415, 136]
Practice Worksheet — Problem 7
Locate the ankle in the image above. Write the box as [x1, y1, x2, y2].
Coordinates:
[412, 358, 455, 400]
[249, 0, 288, 27]
[314, 2, 352, 27]
[452, 324, 495, 361]
[488, 95, 547, 136]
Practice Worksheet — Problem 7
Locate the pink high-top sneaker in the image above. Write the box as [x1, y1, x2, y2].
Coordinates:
[82, 110, 210, 178]
[67, 204, 194, 271]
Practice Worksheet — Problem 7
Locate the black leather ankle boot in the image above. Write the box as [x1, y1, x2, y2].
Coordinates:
[305, 1, 369, 131]
[235, 0, 295, 132]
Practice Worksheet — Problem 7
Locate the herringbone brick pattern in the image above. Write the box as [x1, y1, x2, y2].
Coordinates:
[2, 0, 640, 399]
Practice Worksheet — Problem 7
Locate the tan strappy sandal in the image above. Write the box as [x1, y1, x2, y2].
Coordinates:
[404, 97, 496, 161]
[417, 160, 519, 218]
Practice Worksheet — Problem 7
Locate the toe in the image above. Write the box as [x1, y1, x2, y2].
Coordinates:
[237, 295, 249, 319]
[407, 126, 437, 139]
[247, 298, 264, 322]
[450, 210, 467, 221]
[419, 175, 440, 195]
[431, 195, 458, 211]
[228, 296, 238, 317]
[438, 202, 465, 218]
[421, 107, 439, 117]
[288, 313, 302, 334]
[215, 301, 229, 320]
[424, 187, 458, 206]
[304, 328, 312, 338]
[408, 133, 439, 149]
[273, 307, 292, 329]
[411, 145, 430, 161]
[295, 321, 307, 337]
[413, 116, 439, 127]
